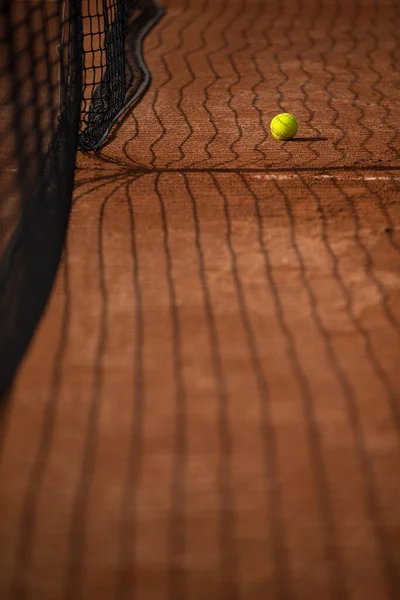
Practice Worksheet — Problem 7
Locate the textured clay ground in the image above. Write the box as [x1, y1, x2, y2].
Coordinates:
[1, 0, 400, 599]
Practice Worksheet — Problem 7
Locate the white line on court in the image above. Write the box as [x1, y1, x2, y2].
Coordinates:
[253, 174, 400, 181]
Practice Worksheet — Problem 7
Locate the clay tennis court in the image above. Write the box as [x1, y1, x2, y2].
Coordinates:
[1, 0, 400, 598]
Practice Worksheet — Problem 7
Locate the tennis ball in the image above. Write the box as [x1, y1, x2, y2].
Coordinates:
[270, 113, 298, 140]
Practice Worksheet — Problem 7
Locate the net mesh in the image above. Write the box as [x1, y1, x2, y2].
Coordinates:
[79, 0, 164, 151]
[0, 0, 164, 398]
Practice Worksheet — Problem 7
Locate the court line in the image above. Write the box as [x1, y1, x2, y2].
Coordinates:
[4, 168, 400, 182]
[120, 165, 400, 175]
[252, 174, 400, 181]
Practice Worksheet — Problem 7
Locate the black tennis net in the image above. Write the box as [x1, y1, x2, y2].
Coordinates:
[0, 0, 164, 399]
[80, 0, 164, 150]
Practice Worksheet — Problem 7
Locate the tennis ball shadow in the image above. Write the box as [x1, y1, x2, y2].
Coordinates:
[286, 136, 328, 142]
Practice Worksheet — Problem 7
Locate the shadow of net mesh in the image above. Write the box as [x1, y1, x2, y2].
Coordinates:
[0, 0, 164, 398]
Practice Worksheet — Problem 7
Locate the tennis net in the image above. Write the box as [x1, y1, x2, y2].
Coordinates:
[0, 0, 164, 398]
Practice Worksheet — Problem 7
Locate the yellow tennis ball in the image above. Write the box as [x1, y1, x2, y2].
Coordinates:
[270, 113, 298, 140]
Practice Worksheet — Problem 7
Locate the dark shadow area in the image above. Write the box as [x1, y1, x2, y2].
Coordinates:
[287, 137, 329, 142]
[0, 384, 12, 457]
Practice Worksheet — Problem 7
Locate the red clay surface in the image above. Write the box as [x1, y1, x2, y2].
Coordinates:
[1, 0, 400, 598]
